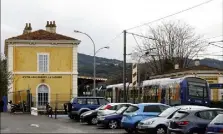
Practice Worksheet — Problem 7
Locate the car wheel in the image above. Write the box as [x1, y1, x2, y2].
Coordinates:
[108, 120, 118, 129]
[69, 115, 74, 119]
[124, 128, 133, 134]
[156, 126, 167, 134]
[189, 129, 202, 134]
[91, 117, 98, 125]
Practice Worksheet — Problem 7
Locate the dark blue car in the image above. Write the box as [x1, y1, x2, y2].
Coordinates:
[67, 97, 109, 120]
[206, 112, 223, 134]
[97, 105, 129, 129]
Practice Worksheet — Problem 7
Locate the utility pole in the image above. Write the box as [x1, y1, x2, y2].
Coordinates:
[123, 30, 127, 102]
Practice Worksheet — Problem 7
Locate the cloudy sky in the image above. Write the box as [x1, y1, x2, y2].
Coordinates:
[1, 0, 223, 61]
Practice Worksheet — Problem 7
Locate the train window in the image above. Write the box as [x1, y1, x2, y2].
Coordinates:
[188, 82, 207, 98]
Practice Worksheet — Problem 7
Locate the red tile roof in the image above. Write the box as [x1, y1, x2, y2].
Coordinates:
[7, 29, 77, 40]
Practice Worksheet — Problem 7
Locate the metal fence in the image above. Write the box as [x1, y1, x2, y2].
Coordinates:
[8, 89, 32, 112]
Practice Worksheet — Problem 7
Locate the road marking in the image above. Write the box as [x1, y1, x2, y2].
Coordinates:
[30, 124, 39, 127]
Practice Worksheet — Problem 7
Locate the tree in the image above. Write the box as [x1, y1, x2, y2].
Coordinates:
[135, 20, 207, 75]
[0, 54, 12, 98]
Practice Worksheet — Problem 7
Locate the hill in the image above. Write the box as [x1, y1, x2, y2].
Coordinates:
[78, 53, 223, 78]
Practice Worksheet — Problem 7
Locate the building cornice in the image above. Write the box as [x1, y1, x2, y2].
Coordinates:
[5, 39, 81, 45]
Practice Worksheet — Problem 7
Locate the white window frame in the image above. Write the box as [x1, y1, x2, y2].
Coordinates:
[37, 53, 50, 73]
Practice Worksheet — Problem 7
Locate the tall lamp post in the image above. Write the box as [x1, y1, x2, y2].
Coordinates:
[74, 30, 109, 96]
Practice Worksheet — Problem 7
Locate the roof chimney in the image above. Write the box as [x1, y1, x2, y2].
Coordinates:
[46, 21, 56, 33]
[51, 21, 56, 33]
[46, 21, 51, 32]
[23, 23, 32, 34]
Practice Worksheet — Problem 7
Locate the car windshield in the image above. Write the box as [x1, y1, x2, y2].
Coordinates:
[116, 106, 128, 114]
[210, 114, 223, 124]
[158, 107, 179, 117]
[125, 105, 139, 113]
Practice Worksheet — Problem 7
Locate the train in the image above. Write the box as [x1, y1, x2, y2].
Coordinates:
[97, 76, 211, 106]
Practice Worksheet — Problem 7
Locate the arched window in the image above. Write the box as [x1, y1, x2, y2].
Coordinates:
[37, 84, 49, 106]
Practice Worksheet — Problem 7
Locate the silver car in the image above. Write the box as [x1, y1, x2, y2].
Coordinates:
[137, 105, 208, 134]
[97, 103, 131, 116]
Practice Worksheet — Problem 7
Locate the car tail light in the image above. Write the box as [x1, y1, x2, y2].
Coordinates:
[176, 121, 189, 126]
[104, 105, 112, 110]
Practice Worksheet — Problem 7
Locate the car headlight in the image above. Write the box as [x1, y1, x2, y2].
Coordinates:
[144, 120, 155, 125]
[84, 112, 91, 116]
[100, 117, 105, 120]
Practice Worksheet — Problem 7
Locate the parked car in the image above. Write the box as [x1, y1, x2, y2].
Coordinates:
[137, 105, 208, 134]
[206, 112, 223, 134]
[168, 107, 223, 134]
[121, 103, 170, 133]
[67, 97, 109, 120]
[97, 105, 129, 129]
[80, 105, 105, 125]
[97, 103, 131, 116]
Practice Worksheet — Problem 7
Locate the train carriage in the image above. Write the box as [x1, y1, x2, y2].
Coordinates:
[102, 76, 210, 106]
[142, 76, 210, 106]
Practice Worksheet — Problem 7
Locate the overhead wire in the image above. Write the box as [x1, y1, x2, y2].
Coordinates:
[126, 0, 215, 31]
[105, 32, 123, 47]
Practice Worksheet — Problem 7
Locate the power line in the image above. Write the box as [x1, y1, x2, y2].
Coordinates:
[127, 0, 215, 31]
[206, 35, 223, 40]
[105, 32, 123, 47]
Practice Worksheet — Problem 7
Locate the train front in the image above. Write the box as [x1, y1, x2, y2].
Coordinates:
[182, 77, 210, 106]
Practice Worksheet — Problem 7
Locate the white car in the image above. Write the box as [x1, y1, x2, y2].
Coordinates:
[97, 103, 131, 116]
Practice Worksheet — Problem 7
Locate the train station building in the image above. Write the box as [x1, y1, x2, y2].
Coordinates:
[4, 21, 107, 109]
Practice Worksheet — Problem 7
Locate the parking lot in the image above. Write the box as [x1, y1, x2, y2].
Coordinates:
[0, 113, 125, 133]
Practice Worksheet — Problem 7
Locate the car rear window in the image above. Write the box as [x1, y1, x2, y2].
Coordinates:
[125, 105, 139, 113]
[172, 111, 189, 119]
[210, 114, 223, 124]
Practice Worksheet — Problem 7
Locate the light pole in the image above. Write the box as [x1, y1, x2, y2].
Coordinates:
[134, 49, 156, 103]
[74, 30, 109, 96]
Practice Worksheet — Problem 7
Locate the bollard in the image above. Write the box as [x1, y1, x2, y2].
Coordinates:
[50, 107, 53, 118]
[54, 106, 57, 119]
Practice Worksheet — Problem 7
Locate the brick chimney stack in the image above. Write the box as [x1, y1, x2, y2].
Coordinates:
[46, 21, 51, 32]
[23, 23, 32, 34]
[45, 21, 56, 33]
[51, 21, 56, 33]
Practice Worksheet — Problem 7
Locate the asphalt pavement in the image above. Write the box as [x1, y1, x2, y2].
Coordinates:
[0, 113, 125, 133]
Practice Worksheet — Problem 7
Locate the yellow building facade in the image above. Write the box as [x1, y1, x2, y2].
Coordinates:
[5, 21, 81, 108]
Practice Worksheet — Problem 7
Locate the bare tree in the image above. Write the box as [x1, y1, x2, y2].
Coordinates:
[135, 20, 207, 75]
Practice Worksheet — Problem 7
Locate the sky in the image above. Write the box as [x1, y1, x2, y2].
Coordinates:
[1, 0, 223, 61]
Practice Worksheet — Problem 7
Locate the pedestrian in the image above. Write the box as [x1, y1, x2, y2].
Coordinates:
[0, 98, 4, 112]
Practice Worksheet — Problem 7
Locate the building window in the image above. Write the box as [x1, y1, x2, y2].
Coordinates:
[37, 84, 49, 106]
[38, 53, 49, 72]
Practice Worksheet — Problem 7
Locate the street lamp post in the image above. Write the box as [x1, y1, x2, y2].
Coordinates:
[136, 50, 155, 103]
[74, 30, 109, 96]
